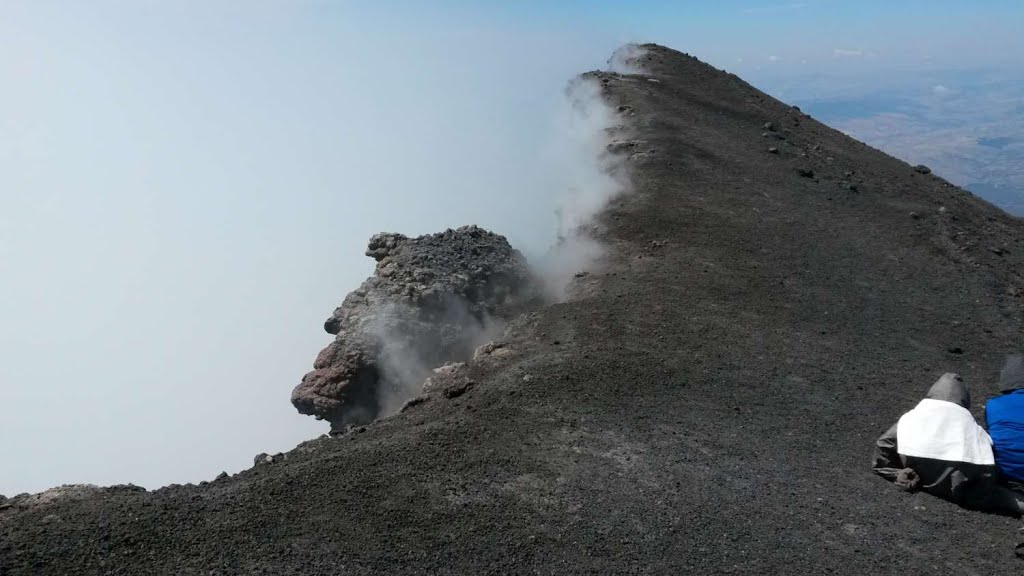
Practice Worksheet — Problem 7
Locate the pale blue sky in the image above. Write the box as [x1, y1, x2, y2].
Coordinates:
[1, 1, 1021, 495]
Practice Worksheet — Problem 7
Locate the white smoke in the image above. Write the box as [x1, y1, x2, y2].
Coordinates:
[607, 43, 649, 74]
[364, 299, 504, 420]
[360, 69, 636, 421]
[363, 48, 640, 420]
[534, 63, 637, 301]
[553, 78, 626, 237]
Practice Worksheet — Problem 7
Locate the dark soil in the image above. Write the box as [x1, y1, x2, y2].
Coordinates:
[3, 44, 1023, 575]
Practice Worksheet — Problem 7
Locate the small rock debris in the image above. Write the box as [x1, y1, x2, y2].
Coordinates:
[400, 395, 429, 412]
[444, 380, 475, 399]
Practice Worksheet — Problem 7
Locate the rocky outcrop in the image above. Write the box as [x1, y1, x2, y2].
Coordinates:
[290, 225, 539, 432]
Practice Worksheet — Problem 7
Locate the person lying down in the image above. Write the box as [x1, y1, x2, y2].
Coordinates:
[872, 372, 1024, 515]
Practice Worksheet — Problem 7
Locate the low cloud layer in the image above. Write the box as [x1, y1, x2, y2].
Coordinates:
[0, 3, 628, 495]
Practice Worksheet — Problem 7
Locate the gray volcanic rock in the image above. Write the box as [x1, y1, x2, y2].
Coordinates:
[290, 225, 538, 432]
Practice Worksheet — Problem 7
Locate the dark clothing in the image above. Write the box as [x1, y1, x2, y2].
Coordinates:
[1000, 354, 1024, 391]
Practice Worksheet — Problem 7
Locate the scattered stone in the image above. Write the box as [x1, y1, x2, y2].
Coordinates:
[433, 361, 466, 375]
[253, 453, 274, 466]
[522, 374, 534, 382]
[424, 361, 467, 392]
[989, 247, 1007, 256]
[762, 131, 786, 140]
[909, 212, 920, 220]
[646, 78, 660, 83]
[913, 164, 932, 174]
[763, 122, 775, 131]
[111, 484, 146, 493]
[1007, 286, 1020, 297]
[14, 485, 101, 507]
[399, 395, 429, 412]
[796, 168, 815, 178]
[616, 105, 634, 115]
[215, 472, 228, 481]
[603, 126, 628, 138]
[443, 380, 475, 399]
[847, 183, 859, 192]
[606, 139, 645, 154]
[947, 347, 964, 355]
[574, 271, 590, 278]
[768, 147, 779, 154]
[792, 105, 801, 112]
[629, 149, 656, 161]
[475, 341, 515, 359]
[938, 206, 948, 214]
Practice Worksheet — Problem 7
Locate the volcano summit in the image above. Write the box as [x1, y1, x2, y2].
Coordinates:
[2, 44, 1024, 575]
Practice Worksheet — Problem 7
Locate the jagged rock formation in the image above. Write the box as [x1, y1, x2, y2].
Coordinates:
[290, 225, 539, 432]
[4, 44, 1024, 575]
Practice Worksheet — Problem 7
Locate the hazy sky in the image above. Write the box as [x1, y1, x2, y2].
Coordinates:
[2, 1, 1022, 495]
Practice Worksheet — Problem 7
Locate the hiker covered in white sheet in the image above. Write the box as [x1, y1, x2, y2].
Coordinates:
[872, 373, 1024, 514]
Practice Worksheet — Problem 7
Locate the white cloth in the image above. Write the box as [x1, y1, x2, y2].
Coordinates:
[896, 398, 995, 465]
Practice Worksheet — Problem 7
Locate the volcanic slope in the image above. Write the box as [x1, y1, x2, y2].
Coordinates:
[4, 44, 1024, 574]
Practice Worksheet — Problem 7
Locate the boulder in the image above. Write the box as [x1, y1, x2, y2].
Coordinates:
[291, 226, 539, 432]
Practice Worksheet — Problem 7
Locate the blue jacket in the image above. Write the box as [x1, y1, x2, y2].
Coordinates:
[987, 390, 1024, 483]
[985, 354, 1024, 483]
